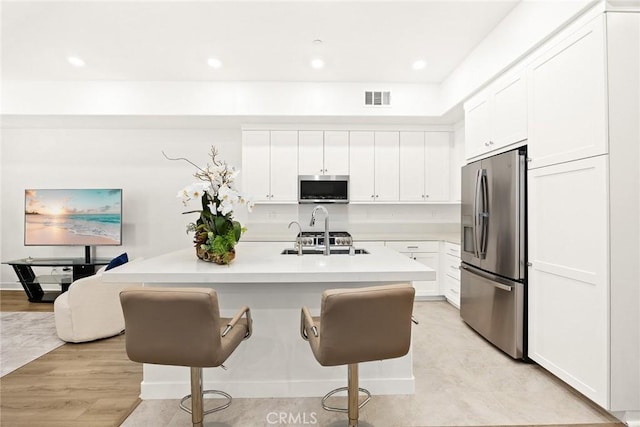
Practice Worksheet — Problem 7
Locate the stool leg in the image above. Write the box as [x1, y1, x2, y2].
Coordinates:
[190, 367, 204, 427]
[348, 363, 358, 427]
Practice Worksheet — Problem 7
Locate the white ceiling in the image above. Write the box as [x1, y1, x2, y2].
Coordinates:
[1, 1, 521, 84]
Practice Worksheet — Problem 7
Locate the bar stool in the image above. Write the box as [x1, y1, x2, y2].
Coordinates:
[300, 283, 415, 427]
[119, 287, 252, 427]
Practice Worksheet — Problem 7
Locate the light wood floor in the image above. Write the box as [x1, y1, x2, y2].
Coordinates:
[0, 290, 142, 427]
[0, 291, 626, 427]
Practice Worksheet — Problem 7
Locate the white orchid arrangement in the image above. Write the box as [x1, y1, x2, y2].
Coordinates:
[164, 146, 253, 264]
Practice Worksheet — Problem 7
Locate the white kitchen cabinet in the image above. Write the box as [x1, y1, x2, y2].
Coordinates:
[464, 68, 527, 160]
[349, 131, 399, 203]
[298, 130, 349, 175]
[450, 124, 465, 202]
[528, 155, 609, 407]
[242, 130, 298, 203]
[374, 132, 400, 202]
[298, 131, 324, 175]
[527, 15, 607, 169]
[442, 242, 461, 308]
[399, 132, 451, 202]
[323, 131, 349, 175]
[242, 130, 271, 203]
[385, 241, 440, 299]
[349, 131, 375, 202]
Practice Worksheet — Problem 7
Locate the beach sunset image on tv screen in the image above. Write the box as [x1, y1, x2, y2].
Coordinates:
[25, 189, 122, 246]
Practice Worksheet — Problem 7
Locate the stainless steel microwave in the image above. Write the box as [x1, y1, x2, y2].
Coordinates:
[298, 175, 349, 204]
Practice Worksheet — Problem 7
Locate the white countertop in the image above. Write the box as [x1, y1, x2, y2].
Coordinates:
[103, 241, 435, 284]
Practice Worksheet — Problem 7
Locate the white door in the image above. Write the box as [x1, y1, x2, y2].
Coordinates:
[242, 130, 271, 203]
[349, 131, 375, 202]
[298, 131, 324, 175]
[269, 131, 298, 202]
[424, 132, 451, 202]
[399, 131, 425, 202]
[374, 131, 399, 202]
[324, 131, 349, 175]
[528, 16, 607, 168]
[528, 155, 609, 407]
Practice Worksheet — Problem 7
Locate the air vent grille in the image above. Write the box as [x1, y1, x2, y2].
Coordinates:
[364, 91, 391, 106]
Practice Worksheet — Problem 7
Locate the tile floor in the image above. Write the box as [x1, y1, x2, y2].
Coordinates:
[121, 301, 619, 427]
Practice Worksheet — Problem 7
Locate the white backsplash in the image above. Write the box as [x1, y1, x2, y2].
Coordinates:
[242, 203, 460, 241]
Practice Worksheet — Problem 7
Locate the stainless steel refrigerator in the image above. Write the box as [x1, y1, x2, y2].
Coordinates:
[460, 147, 526, 359]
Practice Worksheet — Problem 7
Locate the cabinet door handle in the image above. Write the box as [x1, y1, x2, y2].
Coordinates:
[407, 246, 419, 249]
[375, 195, 379, 198]
[425, 195, 429, 198]
[489, 141, 495, 145]
[484, 142, 490, 147]
[371, 195, 375, 198]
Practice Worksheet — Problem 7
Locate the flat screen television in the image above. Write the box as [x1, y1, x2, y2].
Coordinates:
[24, 189, 122, 260]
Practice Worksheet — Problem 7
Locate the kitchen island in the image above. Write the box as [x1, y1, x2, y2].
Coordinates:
[104, 241, 434, 399]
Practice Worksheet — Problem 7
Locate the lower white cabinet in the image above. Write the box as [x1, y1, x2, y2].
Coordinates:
[442, 242, 461, 308]
[385, 241, 440, 299]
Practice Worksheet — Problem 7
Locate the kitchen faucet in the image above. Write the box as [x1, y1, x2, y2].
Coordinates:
[309, 205, 330, 256]
[288, 221, 303, 256]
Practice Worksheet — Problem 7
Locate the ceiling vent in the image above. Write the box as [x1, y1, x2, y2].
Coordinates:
[364, 91, 391, 107]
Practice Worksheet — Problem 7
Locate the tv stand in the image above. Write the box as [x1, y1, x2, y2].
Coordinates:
[2, 257, 111, 303]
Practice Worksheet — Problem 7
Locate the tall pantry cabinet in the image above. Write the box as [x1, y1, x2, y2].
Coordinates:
[526, 11, 639, 421]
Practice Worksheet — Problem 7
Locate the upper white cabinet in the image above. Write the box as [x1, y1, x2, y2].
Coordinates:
[298, 130, 349, 175]
[323, 131, 349, 175]
[399, 131, 451, 202]
[349, 131, 399, 202]
[464, 68, 527, 160]
[242, 130, 298, 203]
[527, 16, 607, 169]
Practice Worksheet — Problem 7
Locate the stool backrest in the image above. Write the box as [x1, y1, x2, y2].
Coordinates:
[317, 283, 415, 366]
[120, 287, 223, 367]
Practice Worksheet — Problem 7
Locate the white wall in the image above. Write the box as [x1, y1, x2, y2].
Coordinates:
[0, 127, 242, 287]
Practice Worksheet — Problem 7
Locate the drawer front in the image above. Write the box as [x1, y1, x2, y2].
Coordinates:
[444, 274, 461, 308]
[385, 241, 439, 253]
[444, 253, 461, 280]
[444, 242, 461, 258]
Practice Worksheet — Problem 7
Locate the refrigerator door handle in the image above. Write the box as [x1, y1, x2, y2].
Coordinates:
[473, 169, 482, 258]
[460, 264, 515, 291]
[479, 169, 489, 258]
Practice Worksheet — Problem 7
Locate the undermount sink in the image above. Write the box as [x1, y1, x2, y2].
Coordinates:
[281, 248, 370, 255]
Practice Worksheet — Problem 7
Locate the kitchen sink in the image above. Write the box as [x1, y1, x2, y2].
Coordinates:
[280, 248, 369, 255]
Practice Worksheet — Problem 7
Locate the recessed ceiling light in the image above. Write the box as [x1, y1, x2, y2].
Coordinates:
[67, 56, 85, 67]
[311, 58, 325, 69]
[412, 59, 427, 70]
[207, 57, 222, 69]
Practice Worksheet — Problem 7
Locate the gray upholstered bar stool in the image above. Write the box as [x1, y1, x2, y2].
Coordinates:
[300, 283, 415, 427]
[119, 287, 252, 427]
